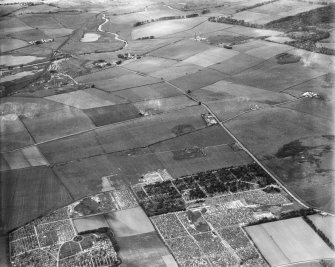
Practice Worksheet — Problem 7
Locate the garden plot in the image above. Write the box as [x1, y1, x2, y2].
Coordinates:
[116, 232, 177, 267]
[245, 217, 335, 266]
[0, 114, 34, 152]
[0, 18, 32, 34]
[150, 62, 202, 81]
[0, 38, 29, 53]
[38, 131, 104, 164]
[75, 67, 129, 83]
[113, 82, 182, 102]
[84, 103, 141, 127]
[45, 88, 128, 109]
[22, 106, 95, 143]
[183, 47, 239, 67]
[95, 105, 207, 153]
[122, 56, 178, 75]
[131, 17, 206, 39]
[232, 59, 326, 92]
[169, 68, 227, 92]
[105, 206, 154, 237]
[0, 166, 73, 232]
[149, 39, 211, 60]
[94, 73, 160, 92]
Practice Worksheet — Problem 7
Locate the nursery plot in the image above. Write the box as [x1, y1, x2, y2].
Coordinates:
[149, 39, 211, 60]
[84, 103, 141, 127]
[22, 107, 95, 143]
[0, 114, 34, 152]
[169, 68, 227, 92]
[113, 82, 182, 102]
[105, 206, 154, 237]
[183, 47, 239, 67]
[131, 17, 206, 39]
[0, 39, 29, 53]
[0, 166, 73, 231]
[95, 105, 207, 153]
[246, 217, 335, 266]
[94, 73, 160, 92]
[123, 56, 178, 75]
[38, 131, 104, 164]
[45, 88, 128, 109]
[75, 67, 129, 83]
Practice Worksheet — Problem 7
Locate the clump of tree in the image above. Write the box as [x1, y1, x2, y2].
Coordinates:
[275, 52, 301, 64]
[201, 9, 210, 14]
[137, 36, 154, 40]
[208, 16, 263, 29]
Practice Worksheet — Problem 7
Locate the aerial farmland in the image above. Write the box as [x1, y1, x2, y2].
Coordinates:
[0, 0, 334, 266]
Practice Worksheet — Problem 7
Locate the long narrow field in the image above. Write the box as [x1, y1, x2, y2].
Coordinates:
[245, 217, 335, 266]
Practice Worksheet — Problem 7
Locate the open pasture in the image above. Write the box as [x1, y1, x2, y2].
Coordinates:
[38, 131, 104, 164]
[131, 17, 206, 39]
[22, 106, 95, 143]
[62, 39, 125, 55]
[150, 125, 234, 152]
[2, 146, 48, 171]
[157, 144, 252, 179]
[134, 95, 196, 114]
[52, 12, 97, 29]
[183, 46, 240, 67]
[192, 79, 294, 104]
[45, 88, 128, 109]
[75, 66, 129, 83]
[232, 59, 326, 92]
[19, 14, 62, 29]
[105, 206, 154, 237]
[84, 103, 141, 127]
[95, 105, 207, 153]
[0, 114, 34, 152]
[52, 154, 115, 199]
[232, 10, 276, 25]
[0, 18, 32, 34]
[116, 232, 177, 267]
[124, 37, 183, 54]
[0, 166, 73, 232]
[7, 28, 51, 42]
[224, 107, 333, 157]
[94, 73, 160, 92]
[0, 39, 29, 53]
[123, 56, 178, 75]
[113, 82, 182, 102]
[73, 215, 109, 233]
[149, 39, 211, 61]
[40, 28, 74, 38]
[0, 54, 44, 67]
[308, 214, 335, 244]
[245, 217, 335, 266]
[150, 62, 202, 81]
[285, 73, 334, 100]
[210, 53, 264, 75]
[169, 68, 227, 92]
[224, 26, 281, 39]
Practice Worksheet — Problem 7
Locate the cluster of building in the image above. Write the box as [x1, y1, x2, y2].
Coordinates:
[29, 38, 54, 45]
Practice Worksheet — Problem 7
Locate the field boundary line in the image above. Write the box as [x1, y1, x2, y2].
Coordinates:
[280, 73, 328, 93]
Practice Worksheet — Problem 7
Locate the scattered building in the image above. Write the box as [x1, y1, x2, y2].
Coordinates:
[202, 113, 218, 126]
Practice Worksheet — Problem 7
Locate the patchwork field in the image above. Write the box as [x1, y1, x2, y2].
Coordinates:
[245, 217, 335, 266]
